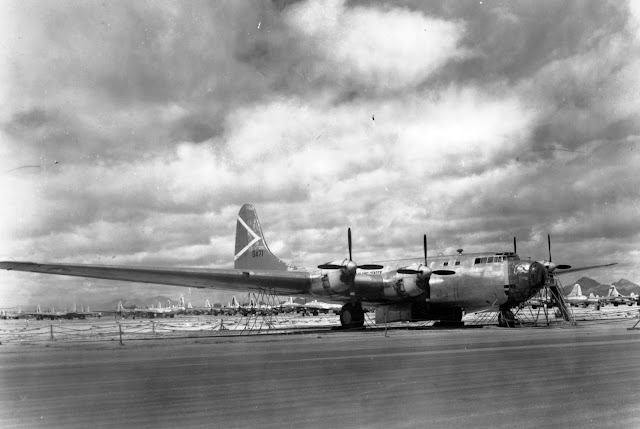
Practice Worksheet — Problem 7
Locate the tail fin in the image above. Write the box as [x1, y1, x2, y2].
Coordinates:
[37, 305, 42, 313]
[231, 296, 239, 308]
[117, 301, 123, 312]
[568, 284, 582, 297]
[205, 299, 211, 308]
[234, 204, 289, 270]
[608, 285, 619, 297]
[179, 295, 185, 308]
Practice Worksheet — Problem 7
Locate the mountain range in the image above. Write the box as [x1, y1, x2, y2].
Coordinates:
[562, 277, 640, 297]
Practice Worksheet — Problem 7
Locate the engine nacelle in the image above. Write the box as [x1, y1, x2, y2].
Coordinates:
[319, 259, 355, 294]
[383, 270, 427, 299]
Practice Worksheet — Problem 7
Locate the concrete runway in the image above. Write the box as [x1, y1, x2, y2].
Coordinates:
[2, 322, 640, 428]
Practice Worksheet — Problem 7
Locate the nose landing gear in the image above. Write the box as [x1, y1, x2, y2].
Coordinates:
[498, 307, 516, 328]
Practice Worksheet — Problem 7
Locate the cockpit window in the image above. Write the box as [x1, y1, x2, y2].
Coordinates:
[487, 257, 494, 263]
[480, 257, 488, 264]
[474, 258, 481, 264]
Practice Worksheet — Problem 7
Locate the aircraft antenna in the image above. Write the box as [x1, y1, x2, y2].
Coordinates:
[513, 237, 517, 254]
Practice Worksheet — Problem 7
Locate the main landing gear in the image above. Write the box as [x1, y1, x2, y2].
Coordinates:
[339, 302, 365, 329]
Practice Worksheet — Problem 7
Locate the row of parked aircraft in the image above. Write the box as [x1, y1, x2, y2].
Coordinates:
[5, 284, 633, 321]
[0, 203, 620, 328]
[565, 284, 638, 307]
[526, 284, 639, 309]
[0, 294, 344, 320]
[0, 304, 103, 320]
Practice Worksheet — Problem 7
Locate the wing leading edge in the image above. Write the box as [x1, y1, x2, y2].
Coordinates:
[0, 262, 312, 294]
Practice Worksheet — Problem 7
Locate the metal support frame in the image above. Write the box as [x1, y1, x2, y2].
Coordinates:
[239, 288, 291, 335]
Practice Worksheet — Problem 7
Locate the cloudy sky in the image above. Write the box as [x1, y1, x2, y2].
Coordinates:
[1, 0, 639, 308]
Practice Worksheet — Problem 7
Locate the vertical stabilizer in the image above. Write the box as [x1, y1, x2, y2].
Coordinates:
[234, 204, 289, 270]
[231, 296, 239, 308]
[179, 296, 185, 308]
[568, 284, 582, 297]
[205, 299, 211, 308]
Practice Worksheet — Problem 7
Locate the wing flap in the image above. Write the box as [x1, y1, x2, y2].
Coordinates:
[0, 261, 312, 294]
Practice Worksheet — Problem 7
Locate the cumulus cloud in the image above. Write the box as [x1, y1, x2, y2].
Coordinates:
[1, 0, 640, 307]
[285, 0, 467, 92]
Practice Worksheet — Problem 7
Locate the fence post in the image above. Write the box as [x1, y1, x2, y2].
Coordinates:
[152, 320, 155, 335]
[118, 322, 124, 346]
[384, 309, 388, 338]
[50, 324, 55, 341]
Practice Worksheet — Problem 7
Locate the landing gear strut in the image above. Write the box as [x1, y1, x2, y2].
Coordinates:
[498, 307, 516, 328]
[340, 302, 365, 329]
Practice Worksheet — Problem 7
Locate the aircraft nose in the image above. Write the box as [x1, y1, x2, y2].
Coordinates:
[529, 261, 546, 288]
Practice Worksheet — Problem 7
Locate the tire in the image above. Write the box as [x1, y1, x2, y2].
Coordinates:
[340, 304, 364, 329]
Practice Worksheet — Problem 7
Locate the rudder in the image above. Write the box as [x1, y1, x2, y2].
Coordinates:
[234, 204, 289, 270]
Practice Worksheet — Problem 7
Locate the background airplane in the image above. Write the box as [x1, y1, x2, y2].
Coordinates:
[566, 284, 588, 307]
[600, 285, 637, 306]
[303, 300, 342, 316]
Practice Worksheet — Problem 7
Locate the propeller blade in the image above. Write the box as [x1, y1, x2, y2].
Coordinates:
[397, 268, 421, 275]
[318, 264, 342, 270]
[513, 237, 517, 254]
[548, 233, 552, 263]
[358, 264, 384, 270]
[423, 234, 427, 265]
[433, 270, 456, 275]
[556, 264, 571, 270]
[348, 228, 352, 261]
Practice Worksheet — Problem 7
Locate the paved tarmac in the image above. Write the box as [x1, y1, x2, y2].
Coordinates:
[1, 321, 640, 428]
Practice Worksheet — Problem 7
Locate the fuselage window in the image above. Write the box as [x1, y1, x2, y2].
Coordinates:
[443, 261, 449, 266]
[474, 258, 481, 265]
[455, 261, 460, 266]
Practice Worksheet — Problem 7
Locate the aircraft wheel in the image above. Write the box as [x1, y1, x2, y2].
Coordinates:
[340, 303, 365, 329]
[498, 309, 515, 328]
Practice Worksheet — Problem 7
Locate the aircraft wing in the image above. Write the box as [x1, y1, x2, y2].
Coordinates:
[556, 263, 617, 275]
[0, 261, 313, 294]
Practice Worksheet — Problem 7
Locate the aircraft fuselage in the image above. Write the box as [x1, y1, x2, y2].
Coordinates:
[309, 252, 546, 314]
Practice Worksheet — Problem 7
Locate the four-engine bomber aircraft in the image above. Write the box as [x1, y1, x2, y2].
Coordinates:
[0, 204, 615, 328]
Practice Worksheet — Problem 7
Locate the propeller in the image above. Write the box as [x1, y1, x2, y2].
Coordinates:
[317, 228, 384, 272]
[397, 235, 455, 277]
[546, 234, 571, 271]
